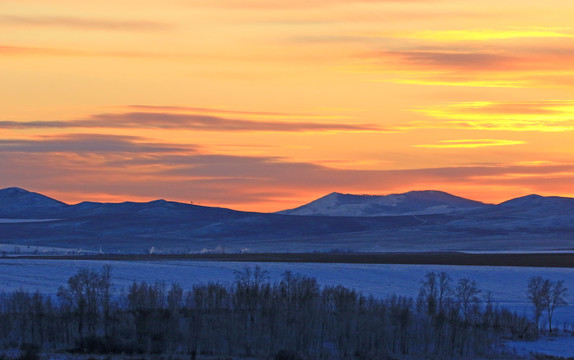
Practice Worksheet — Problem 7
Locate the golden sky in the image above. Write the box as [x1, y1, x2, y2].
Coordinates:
[2, 0, 574, 211]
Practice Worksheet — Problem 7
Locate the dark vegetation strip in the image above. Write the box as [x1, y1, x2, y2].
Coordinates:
[0, 265, 539, 360]
[13, 252, 574, 267]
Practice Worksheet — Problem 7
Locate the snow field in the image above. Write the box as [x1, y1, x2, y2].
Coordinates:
[2, 259, 574, 357]
[1, 259, 572, 325]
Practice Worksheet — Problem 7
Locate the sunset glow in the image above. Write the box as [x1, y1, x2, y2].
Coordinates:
[2, 0, 574, 211]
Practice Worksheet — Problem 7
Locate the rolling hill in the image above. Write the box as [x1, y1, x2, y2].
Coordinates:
[1, 187, 573, 254]
[278, 190, 487, 216]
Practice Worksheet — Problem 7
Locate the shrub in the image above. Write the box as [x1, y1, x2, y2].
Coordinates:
[16, 344, 39, 360]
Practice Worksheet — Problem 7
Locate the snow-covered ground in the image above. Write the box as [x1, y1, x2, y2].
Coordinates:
[505, 335, 574, 357]
[1, 259, 573, 356]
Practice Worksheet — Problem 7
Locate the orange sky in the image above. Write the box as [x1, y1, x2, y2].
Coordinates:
[2, 0, 574, 211]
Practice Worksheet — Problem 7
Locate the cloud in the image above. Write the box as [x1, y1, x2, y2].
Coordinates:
[89, 112, 380, 132]
[6, 100, 572, 139]
[0, 45, 78, 56]
[0, 44, 180, 59]
[0, 15, 170, 31]
[414, 139, 526, 148]
[384, 50, 516, 71]
[350, 48, 530, 88]
[123, 105, 323, 119]
[470, 171, 574, 181]
[389, 78, 527, 88]
[391, 29, 574, 42]
[341, 28, 574, 88]
[413, 100, 574, 132]
[0, 134, 193, 154]
[0, 111, 383, 133]
[189, 0, 435, 10]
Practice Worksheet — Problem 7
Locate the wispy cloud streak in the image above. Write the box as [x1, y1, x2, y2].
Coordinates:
[0, 44, 177, 58]
[123, 105, 321, 119]
[414, 101, 574, 132]
[0, 112, 383, 133]
[414, 139, 526, 148]
[0, 15, 170, 31]
[191, 0, 436, 10]
[0, 134, 193, 154]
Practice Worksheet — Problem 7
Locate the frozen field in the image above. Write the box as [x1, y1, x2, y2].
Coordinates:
[1, 258, 572, 323]
[1, 258, 573, 357]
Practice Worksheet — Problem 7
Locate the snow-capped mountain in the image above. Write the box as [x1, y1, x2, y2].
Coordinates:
[278, 190, 487, 217]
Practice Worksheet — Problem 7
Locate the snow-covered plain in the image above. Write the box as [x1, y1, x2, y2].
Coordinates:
[506, 335, 574, 357]
[1, 259, 572, 322]
[1, 259, 573, 356]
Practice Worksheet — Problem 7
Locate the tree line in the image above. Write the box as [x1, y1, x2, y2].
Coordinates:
[0, 266, 563, 360]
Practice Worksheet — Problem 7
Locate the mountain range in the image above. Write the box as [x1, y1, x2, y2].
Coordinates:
[1, 187, 573, 253]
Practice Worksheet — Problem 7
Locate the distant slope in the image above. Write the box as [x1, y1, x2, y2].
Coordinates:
[497, 194, 574, 216]
[278, 190, 487, 216]
[457, 194, 574, 219]
[446, 194, 574, 236]
[0, 187, 68, 217]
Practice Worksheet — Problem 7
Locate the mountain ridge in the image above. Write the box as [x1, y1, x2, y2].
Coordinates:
[1, 187, 574, 254]
[278, 190, 488, 217]
[3, 187, 574, 218]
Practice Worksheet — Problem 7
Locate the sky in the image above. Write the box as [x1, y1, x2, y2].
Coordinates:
[2, 0, 574, 211]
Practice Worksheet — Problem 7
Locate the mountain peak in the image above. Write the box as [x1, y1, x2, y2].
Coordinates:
[325, 192, 344, 197]
[0, 187, 68, 216]
[0, 187, 31, 195]
[279, 190, 486, 217]
[522, 194, 543, 199]
[405, 190, 449, 195]
[499, 194, 544, 205]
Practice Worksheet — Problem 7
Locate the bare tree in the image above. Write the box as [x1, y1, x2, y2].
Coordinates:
[233, 265, 270, 356]
[234, 265, 269, 289]
[418, 272, 438, 315]
[418, 271, 453, 316]
[455, 278, 481, 322]
[544, 280, 568, 333]
[57, 267, 110, 344]
[437, 272, 452, 313]
[99, 264, 113, 337]
[527, 276, 548, 333]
